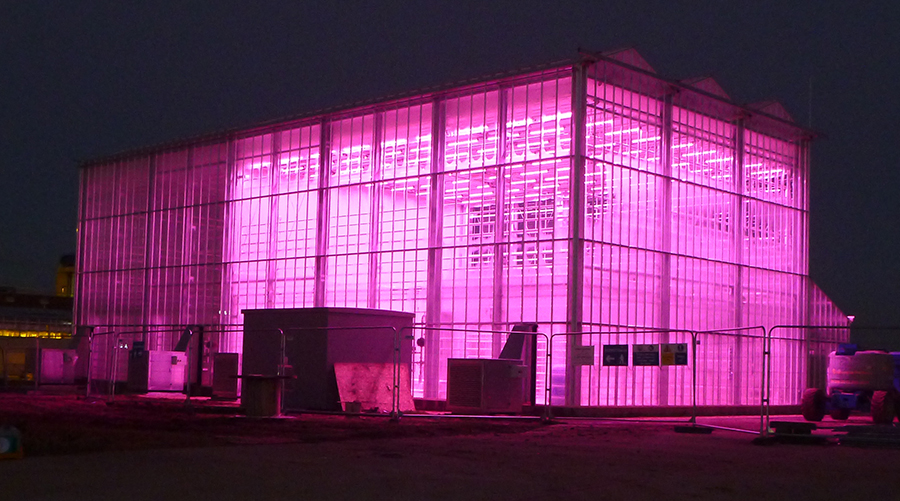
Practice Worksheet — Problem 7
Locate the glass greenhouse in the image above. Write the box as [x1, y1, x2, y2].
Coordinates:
[76, 49, 847, 409]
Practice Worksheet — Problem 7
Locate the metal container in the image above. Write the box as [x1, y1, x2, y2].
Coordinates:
[827, 350, 894, 394]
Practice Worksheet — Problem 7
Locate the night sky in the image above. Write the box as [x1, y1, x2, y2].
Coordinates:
[2, 2, 898, 330]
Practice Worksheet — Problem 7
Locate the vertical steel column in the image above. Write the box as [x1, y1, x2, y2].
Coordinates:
[207, 143, 229, 335]
[804, 278, 815, 388]
[491, 88, 510, 354]
[141, 154, 157, 340]
[799, 136, 812, 303]
[73, 164, 88, 328]
[368, 112, 385, 308]
[265, 133, 281, 308]
[109, 163, 123, 329]
[182, 147, 197, 321]
[800, 138, 814, 388]
[565, 62, 588, 406]
[180, 150, 198, 389]
[657, 90, 675, 406]
[74, 158, 102, 332]
[732, 117, 746, 404]
[314, 120, 332, 307]
[423, 98, 446, 399]
[801, 137, 811, 276]
[220, 138, 237, 324]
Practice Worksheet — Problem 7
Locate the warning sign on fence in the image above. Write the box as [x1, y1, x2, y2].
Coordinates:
[572, 345, 595, 366]
[660, 343, 688, 366]
[632, 344, 659, 366]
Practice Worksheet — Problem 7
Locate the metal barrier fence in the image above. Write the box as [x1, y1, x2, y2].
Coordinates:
[546, 326, 786, 434]
[80, 323, 408, 417]
[695, 327, 767, 434]
[27, 322, 868, 435]
[0, 336, 74, 390]
[545, 325, 850, 436]
[546, 329, 764, 426]
[548, 329, 695, 413]
[400, 325, 551, 419]
[186, 323, 551, 419]
[84, 326, 188, 402]
[762, 325, 857, 435]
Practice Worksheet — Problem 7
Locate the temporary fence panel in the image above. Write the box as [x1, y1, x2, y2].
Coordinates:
[549, 329, 693, 408]
[407, 325, 551, 404]
[694, 328, 765, 407]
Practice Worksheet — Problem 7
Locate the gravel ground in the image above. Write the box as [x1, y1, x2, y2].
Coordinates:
[2, 393, 900, 500]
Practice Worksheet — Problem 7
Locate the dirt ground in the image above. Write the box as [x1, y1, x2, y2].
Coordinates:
[2, 391, 900, 500]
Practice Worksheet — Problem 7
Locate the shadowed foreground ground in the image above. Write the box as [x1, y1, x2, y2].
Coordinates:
[2, 393, 899, 500]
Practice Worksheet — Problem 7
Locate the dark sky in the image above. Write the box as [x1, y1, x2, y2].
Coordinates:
[1, 2, 898, 327]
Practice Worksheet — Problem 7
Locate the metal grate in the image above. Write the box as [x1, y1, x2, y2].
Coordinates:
[447, 360, 484, 409]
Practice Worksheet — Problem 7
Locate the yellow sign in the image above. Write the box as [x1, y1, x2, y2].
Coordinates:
[660, 343, 688, 366]
[661, 351, 675, 365]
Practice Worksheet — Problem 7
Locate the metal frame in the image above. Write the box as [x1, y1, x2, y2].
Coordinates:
[72, 52, 846, 414]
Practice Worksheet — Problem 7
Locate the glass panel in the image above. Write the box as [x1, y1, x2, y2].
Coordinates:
[434, 77, 572, 399]
[671, 107, 735, 192]
[586, 82, 662, 174]
[224, 126, 320, 323]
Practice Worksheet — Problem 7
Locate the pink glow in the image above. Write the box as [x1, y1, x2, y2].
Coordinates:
[76, 64, 845, 408]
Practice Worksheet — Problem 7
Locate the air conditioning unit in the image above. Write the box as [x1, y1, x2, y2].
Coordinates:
[128, 350, 187, 392]
[447, 358, 526, 414]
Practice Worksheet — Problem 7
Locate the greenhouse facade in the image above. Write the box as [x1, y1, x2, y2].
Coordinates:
[75, 49, 847, 409]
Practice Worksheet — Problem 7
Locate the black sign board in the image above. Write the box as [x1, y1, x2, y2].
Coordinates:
[632, 344, 660, 366]
[602, 345, 629, 366]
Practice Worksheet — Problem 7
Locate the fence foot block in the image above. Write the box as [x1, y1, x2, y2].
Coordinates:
[769, 420, 816, 435]
[674, 424, 713, 434]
